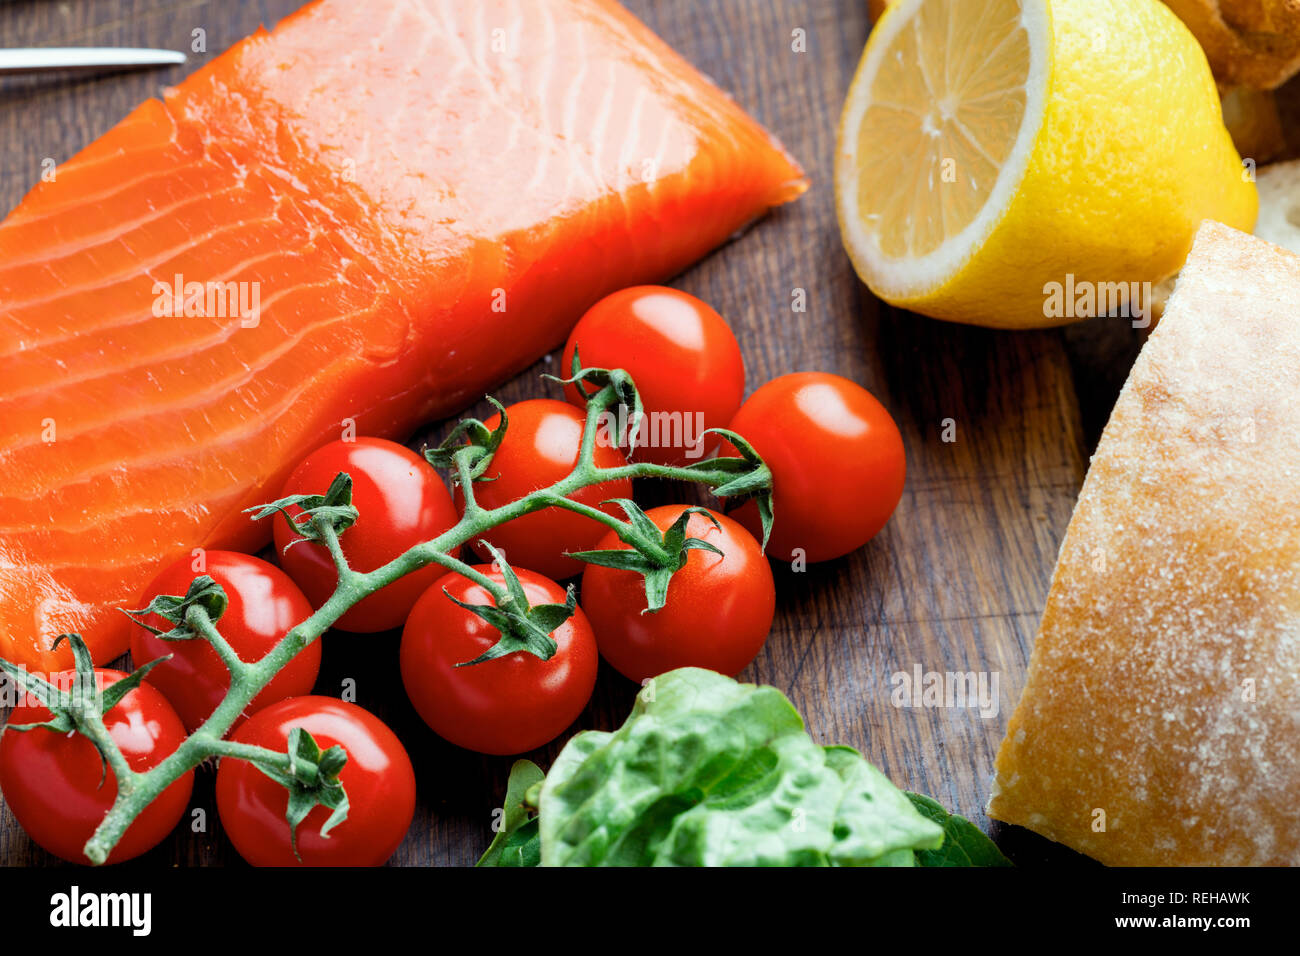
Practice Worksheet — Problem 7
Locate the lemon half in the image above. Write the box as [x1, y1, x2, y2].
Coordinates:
[836, 0, 1258, 328]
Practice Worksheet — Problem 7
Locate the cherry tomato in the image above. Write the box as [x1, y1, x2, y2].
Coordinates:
[561, 286, 745, 466]
[456, 399, 631, 580]
[275, 437, 459, 632]
[400, 565, 598, 754]
[0, 669, 194, 864]
[726, 372, 905, 563]
[131, 551, 321, 732]
[215, 696, 415, 866]
[580, 505, 775, 683]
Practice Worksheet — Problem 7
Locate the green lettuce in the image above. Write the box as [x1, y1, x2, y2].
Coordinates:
[537, 668, 943, 866]
[905, 792, 1012, 867]
[477, 669, 1010, 867]
[477, 759, 545, 868]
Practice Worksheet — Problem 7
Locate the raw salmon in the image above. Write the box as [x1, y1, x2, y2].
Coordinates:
[0, 0, 806, 673]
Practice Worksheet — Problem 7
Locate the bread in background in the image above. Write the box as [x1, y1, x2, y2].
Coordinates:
[1162, 0, 1300, 88]
[1220, 85, 1287, 162]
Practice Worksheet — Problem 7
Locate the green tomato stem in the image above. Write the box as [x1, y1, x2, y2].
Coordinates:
[77, 707, 139, 799]
[186, 605, 248, 678]
[454, 446, 482, 516]
[205, 737, 308, 769]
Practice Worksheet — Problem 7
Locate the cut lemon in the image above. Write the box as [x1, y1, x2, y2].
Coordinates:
[836, 0, 1258, 328]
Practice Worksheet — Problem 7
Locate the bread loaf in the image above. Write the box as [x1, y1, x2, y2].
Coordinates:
[989, 221, 1300, 866]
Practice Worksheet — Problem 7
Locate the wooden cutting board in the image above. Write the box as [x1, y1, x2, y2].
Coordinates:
[0, 0, 1135, 867]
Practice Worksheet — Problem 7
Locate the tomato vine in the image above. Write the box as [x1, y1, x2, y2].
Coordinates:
[0, 367, 773, 865]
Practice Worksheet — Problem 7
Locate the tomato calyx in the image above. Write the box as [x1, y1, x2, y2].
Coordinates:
[120, 574, 229, 642]
[570, 500, 725, 612]
[245, 726, 350, 861]
[544, 350, 646, 452]
[448, 544, 576, 666]
[424, 395, 510, 485]
[0, 634, 166, 774]
[545, 357, 774, 552]
[247, 470, 359, 551]
[694, 428, 775, 550]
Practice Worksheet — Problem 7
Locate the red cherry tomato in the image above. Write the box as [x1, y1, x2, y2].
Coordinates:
[400, 565, 598, 755]
[456, 399, 631, 580]
[726, 372, 905, 563]
[0, 669, 194, 864]
[215, 696, 415, 866]
[580, 505, 775, 683]
[274, 437, 459, 632]
[561, 286, 745, 466]
[131, 551, 321, 732]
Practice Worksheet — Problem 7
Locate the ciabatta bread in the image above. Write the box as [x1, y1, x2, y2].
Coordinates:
[989, 221, 1300, 865]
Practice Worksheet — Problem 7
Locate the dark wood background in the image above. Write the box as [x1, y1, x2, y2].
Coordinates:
[0, 0, 1143, 867]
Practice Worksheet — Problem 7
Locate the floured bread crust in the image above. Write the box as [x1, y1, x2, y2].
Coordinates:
[989, 221, 1300, 865]
[1163, 0, 1300, 88]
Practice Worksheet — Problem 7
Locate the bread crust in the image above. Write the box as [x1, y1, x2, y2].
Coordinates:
[1163, 0, 1300, 88]
[1220, 86, 1286, 163]
[989, 221, 1300, 866]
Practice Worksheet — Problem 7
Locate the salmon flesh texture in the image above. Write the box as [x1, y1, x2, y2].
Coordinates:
[0, 0, 806, 672]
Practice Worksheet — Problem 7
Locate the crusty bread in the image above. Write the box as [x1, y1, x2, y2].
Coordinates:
[1149, 274, 1178, 320]
[1163, 0, 1300, 88]
[1220, 0, 1300, 34]
[1254, 158, 1300, 249]
[989, 221, 1300, 866]
[1220, 86, 1287, 162]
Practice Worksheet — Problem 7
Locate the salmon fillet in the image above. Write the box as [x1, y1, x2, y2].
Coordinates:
[0, 0, 806, 673]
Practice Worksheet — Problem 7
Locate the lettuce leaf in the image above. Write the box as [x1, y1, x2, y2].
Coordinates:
[476, 759, 544, 868]
[536, 668, 944, 866]
[905, 792, 1012, 867]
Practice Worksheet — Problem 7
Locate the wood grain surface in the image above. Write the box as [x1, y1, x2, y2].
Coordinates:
[0, 0, 1135, 867]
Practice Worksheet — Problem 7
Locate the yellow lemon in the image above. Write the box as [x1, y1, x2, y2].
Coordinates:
[836, 0, 1258, 328]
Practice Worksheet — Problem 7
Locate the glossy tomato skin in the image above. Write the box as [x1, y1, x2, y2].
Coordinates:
[456, 399, 631, 580]
[580, 506, 775, 683]
[400, 566, 598, 755]
[131, 551, 321, 732]
[274, 437, 459, 632]
[0, 670, 194, 864]
[561, 286, 745, 466]
[215, 696, 415, 867]
[726, 372, 905, 563]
